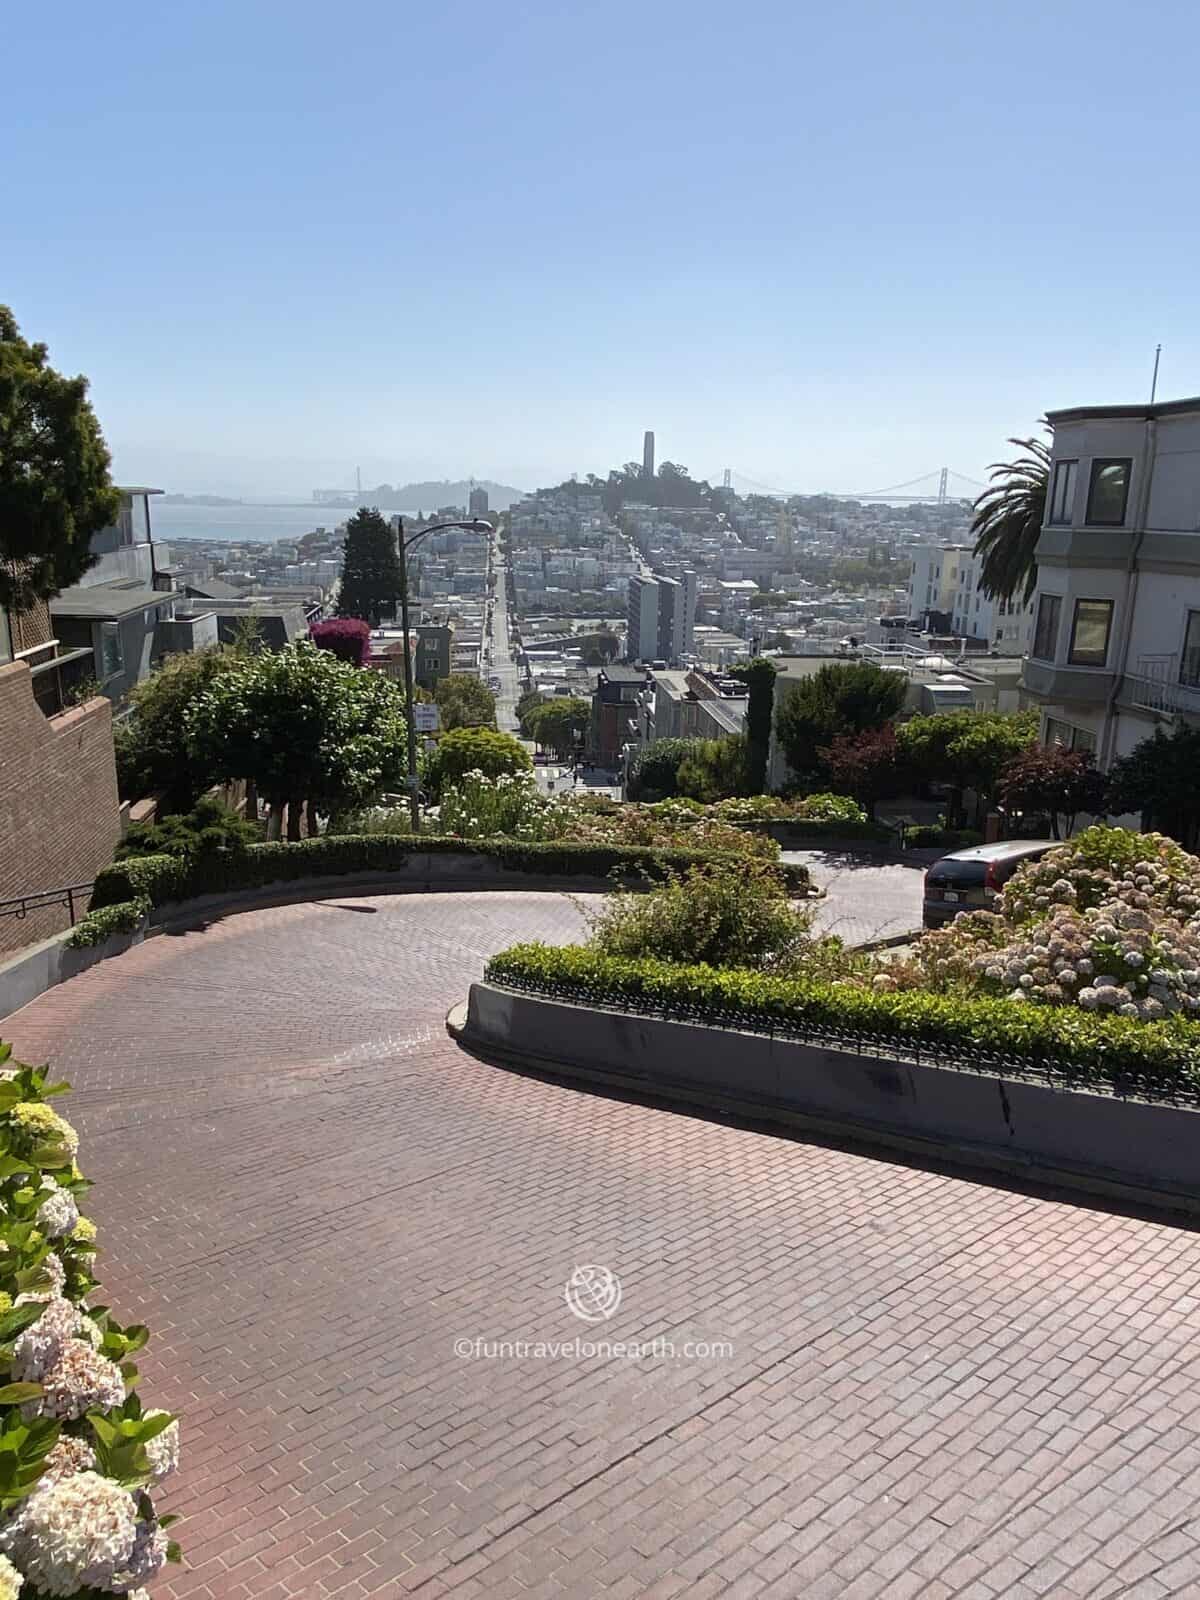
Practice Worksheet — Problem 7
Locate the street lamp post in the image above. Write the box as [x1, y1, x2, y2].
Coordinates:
[395, 515, 494, 834]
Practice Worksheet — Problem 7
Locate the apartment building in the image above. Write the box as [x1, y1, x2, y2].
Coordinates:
[625, 570, 697, 664]
[1020, 396, 1200, 767]
[907, 544, 971, 628]
[950, 549, 1034, 655]
[626, 576, 660, 662]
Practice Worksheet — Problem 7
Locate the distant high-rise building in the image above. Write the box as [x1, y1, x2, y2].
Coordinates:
[468, 486, 489, 518]
[642, 431, 655, 480]
[626, 575, 659, 662]
[627, 569, 697, 664]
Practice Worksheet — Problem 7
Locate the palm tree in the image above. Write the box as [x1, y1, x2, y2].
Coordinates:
[971, 429, 1050, 603]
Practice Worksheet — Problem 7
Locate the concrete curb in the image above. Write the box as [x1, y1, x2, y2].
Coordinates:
[452, 983, 1200, 1218]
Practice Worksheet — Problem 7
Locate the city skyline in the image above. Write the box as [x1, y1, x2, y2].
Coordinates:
[5, 0, 1199, 499]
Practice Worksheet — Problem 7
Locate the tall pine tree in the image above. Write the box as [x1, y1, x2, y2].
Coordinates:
[336, 507, 402, 626]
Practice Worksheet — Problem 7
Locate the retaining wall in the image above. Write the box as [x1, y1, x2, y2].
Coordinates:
[460, 982, 1200, 1213]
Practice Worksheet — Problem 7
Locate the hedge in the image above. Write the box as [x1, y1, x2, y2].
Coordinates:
[88, 836, 813, 915]
[64, 897, 150, 949]
[484, 943, 1200, 1103]
[741, 818, 893, 844]
[903, 826, 984, 850]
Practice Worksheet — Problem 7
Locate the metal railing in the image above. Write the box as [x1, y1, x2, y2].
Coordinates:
[1125, 653, 1200, 716]
[0, 884, 94, 927]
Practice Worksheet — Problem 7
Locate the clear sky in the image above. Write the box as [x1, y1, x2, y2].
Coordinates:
[5, 0, 1198, 498]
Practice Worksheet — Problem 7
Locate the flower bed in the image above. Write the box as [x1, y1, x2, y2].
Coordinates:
[485, 942, 1200, 1103]
[0, 1041, 182, 1593]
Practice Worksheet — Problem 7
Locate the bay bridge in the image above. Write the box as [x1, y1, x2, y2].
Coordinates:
[723, 467, 987, 504]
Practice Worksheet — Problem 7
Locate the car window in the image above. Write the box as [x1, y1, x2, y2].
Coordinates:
[926, 860, 987, 887]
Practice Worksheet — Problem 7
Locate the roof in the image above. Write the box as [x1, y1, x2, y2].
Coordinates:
[50, 580, 168, 620]
[184, 577, 244, 600]
[116, 485, 164, 496]
[600, 665, 645, 683]
[1046, 396, 1200, 424]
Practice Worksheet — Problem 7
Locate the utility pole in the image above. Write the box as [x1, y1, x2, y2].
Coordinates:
[1150, 343, 1162, 404]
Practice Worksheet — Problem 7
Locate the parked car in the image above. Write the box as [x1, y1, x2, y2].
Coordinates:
[922, 839, 1057, 928]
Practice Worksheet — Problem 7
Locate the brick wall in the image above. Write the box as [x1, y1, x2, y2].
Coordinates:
[0, 662, 121, 954]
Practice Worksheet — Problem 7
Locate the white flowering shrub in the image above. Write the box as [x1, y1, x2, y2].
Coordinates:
[437, 770, 567, 841]
[0, 1042, 182, 1595]
[894, 828, 1200, 1019]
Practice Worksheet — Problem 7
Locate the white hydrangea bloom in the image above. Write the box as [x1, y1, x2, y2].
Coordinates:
[112, 1517, 169, 1592]
[41, 1253, 66, 1295]
[12, 1296, 83, 1383]
[38, 1340, 125, 1421]
[36, 1183, 79, 1241]
[0, 1554, 20, 1600]
[142, 1412, 181, 1483]
[42, 1432, 98, 1482]
[0, 1470, 139, 1596]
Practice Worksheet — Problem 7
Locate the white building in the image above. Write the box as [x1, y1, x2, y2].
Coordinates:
[906, 544, 971, 624]
[626, 575, 660, 663]
[1021, 395, 1200, 767]
[950, 549, 1034, 655]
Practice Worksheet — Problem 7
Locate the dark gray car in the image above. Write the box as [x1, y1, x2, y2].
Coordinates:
[922, 839, 1058, 927]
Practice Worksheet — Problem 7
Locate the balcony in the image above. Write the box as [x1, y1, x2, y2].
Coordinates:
[1123, 654, 1200, 719]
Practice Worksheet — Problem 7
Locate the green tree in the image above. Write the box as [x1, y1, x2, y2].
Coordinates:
[998, 744, 1106, 839]
[728, 657, 778, 795]
[425, 727, 531, 799]
[971, 430, 1049, 604]
[113, 647, 239, 809]
[336, 507, 401, 626]
[773, 662, 907, 787]
[1105, 726, 1200, 849]
[675, 736, 750, 803]
[185, 641, 407, 839]
[0, 306, 121, 610]
[626, 738, 705, 801]
[516, 689, 548, 737]
[435, 672, 497, 730]
[527, 697, 590, 758]
[897, 709, 1036, 827]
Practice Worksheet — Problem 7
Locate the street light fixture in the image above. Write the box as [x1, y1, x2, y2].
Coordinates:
[395, 514, 495, 833]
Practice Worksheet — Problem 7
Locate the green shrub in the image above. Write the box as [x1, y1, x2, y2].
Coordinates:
[790, 792, 869, 825]
[425, 728, 531, 799]
[64, 896, 150, 948]
[587, 861, 813, 969]
[904, 825, 984, 850]
[114, 797, 261, 863]
[484, 943, 1200, 1098]
[626, 738, 705, 802]
[89, 838, 812, 912]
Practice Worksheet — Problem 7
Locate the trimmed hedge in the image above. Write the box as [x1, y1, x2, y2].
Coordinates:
[64, 896, 150, 948]
[89, 836, 813, 914]
[484, 943, 1200, 1102]
[903, 826, 984, 850]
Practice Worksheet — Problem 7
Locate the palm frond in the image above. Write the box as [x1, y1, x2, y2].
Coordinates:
[971, 424, 1050, 603]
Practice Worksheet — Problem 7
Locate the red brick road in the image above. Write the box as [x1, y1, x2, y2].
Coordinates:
[6, 891, 1200, 1598]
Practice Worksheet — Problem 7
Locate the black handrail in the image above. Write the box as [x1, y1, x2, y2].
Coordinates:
[0, 884, 94, 927]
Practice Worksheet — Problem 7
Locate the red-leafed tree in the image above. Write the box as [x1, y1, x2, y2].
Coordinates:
[819, 724, 908, 819]
[310, 617, 370, 667]
[998, 743, 1106, 839]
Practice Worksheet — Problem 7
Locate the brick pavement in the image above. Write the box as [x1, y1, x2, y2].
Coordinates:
[6, 889, 1200, 1598]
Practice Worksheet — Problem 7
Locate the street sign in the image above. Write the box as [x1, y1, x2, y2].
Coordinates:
[414, 703, 440, 733]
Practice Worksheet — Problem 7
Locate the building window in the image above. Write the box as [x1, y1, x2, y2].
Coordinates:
[1045, 717, 1096, 753]
[1085, 458, 1132, 526]
[1048, 459, 1078, 525]
[1032, 593, 1062, 661]
[99, 621, 124, 680]
[1068, 599, 1114, 667]
[1181, 611, 1200, 689]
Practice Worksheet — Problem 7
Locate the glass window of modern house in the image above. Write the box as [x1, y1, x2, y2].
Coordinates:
[1032, 593, 1062, 660]
[99, 621, 124, 679]
[1181, 611, 1200, 688]
[1068, 599, 1114, 667]
[1048, 459, 1077, 524]
[1045, 717, 1096, 753]
[1085, 459, 1132, 526]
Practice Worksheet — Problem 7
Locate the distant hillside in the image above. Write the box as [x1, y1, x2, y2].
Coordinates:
[314, 479, 526, 512]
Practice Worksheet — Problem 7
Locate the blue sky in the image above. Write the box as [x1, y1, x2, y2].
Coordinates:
[5, 0, 1198, 497]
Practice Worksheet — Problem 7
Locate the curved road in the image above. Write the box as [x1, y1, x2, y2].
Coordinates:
[6, 893, 1200, 1597]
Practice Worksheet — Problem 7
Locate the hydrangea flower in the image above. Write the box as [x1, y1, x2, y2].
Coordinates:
[12, 1295, 84, 1383]
[0, 1554, 20, 1600]
[36, 1180, 79, 1241]
[143, 1412, 181, 1483]
[9, 1103, 79, 1158]
[0, 1470, 139, 1595]
[37, 1340, 125, 1421]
